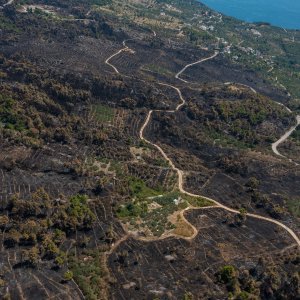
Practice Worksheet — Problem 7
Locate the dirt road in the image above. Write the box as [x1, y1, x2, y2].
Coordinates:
[106, 41, 300, 247]
[272, 115, 300, 158]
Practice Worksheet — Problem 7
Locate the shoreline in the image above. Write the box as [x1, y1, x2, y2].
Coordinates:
[198, 0, 300, 31]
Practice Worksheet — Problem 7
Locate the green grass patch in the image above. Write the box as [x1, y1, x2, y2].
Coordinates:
[153, 158, 170, 168]
[183, 194, 214, 207]
[140, 192, 187, 236]
[0, 16, 21, 32]
[117, 190, 201, 236]
[145, 64, 173, 77]
[116, 201, 148, 219]
[287, 198, 300, 217]
[92, 104, 114, 123]
[129, 177, 163, 199]
[117, 188, 213, 237]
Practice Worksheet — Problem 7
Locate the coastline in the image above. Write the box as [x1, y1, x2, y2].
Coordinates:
[198, 0, 300, 30]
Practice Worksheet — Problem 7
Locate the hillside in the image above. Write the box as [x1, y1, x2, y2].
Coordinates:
[0, 0, 299, 299]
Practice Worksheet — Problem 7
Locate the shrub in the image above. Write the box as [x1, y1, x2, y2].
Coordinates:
[0, 215, 9, 230]
[219, 265, 236, 284]
[55, 252, 66, 267]
[245, 177, 260, 190]
[67, 194, 96, 230]
[4, 229, 21, 248]
[63, 270, 74, 281]
[42, 237, 60, 259]
[53, 229, 66, 245]
[27, 247, 40, 267]
[236, 291, 250, 300]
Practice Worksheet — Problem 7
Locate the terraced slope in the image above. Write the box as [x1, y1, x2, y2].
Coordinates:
[0, 0, 299, 299]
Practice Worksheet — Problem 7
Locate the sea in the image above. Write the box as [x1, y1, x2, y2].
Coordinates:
[199, 0, 300, 29]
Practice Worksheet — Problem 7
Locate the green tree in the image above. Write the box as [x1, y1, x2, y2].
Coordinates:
[63, 270, 74, 281]
[183, 292, 194, 300]
[219, 265, 236, 284]
[28, 247, 40, 267]
[245, 177, 260, 191]
[55, 252, 66, 268]
[53, 229, 66, 245]
[236, 291, 250, 300]
[0, 215, 9, 230]
[42, 237, 59, 259]
[218, 265, 240, 293]
[67, 194, 96, 230]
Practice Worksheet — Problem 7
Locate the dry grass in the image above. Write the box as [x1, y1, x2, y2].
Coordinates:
[172, 214, 194, 237]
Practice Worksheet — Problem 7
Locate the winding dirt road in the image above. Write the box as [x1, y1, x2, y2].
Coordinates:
[175, 51, 219, 83]
[272, 115, 300, 158]
[4, 0, 14, 6]
[0, 0, 14, 8]
[105, 41, 300, 247]
[224, 81, 257, 94]
[139, 83, 300, 246]
[105, 46, 129, 74]
[224, 82, 300, 161]
[224, 82, 293, 113]
[105, 40, 135, 74]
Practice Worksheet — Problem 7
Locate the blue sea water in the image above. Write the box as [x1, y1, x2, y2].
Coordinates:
[199, 0, 300, 29]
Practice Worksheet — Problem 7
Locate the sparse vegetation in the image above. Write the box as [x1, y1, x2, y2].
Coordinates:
[69, 250, 109, 300]
[0, 0, 299, 298]
[92, 104, 114, 123]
